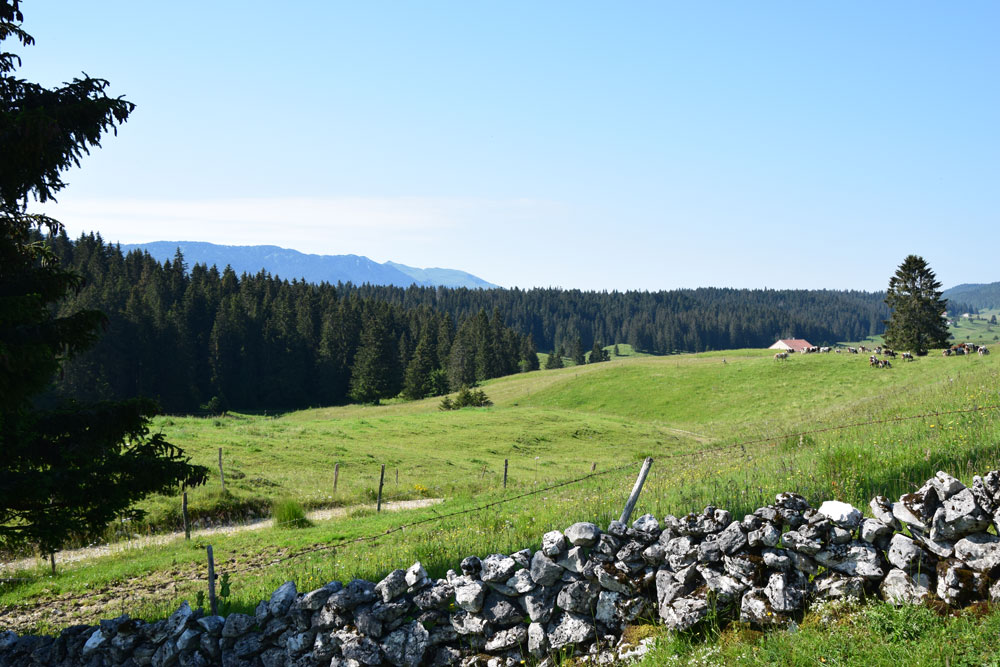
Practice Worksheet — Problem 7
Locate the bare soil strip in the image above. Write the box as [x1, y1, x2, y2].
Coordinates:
[1, 499, 443, 573]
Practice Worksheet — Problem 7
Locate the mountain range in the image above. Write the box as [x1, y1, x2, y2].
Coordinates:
[119, 241, 497, 289]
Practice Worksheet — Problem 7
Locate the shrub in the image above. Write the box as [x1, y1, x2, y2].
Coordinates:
[441, 386, 493, 411]
[272, 499, 312, 529]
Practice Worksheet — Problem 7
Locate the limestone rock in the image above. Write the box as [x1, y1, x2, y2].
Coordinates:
[547, 612, 596, 650]
[376, 570, 409, 603]
[341, 634, 383, 665]
[881, 569, 932, 605]
[460, 556, 482, 577]
[954, 532, 1000, 572]
[659, 595, 708, 631]
[937, 559, 989, 607]
[527, 622, 548, 658]
[869, 496, 902, 530]
[483, 626, 526, 652]
[565, 522, 601, 547]
[405, 562, 431, 590]
[327, 579, 377, 612]
[764, 572, 807, 613]
[557, 581, 600, 614]
[542, 530, 567, 557]
[380, 621, 429, 667]
[928, 471, 965, 501]
[221, 614, 255, 639]
[813, 572, 864, 600]
[716, 521, 748, 555]
[818, 500, 863, 530]
[860, 518, 893, 544]
[529, 550, 563, 587]
[814, 541, 884, 579]
[481, 594, 524, 627]
[556, 546, 587, 574]
[632, 513, 660, 534]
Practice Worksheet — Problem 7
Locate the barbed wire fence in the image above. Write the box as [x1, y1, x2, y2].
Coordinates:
[3, 403, 1000, 617]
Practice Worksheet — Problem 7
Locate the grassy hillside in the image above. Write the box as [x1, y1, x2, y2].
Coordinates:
[3, 345, 1000, 657]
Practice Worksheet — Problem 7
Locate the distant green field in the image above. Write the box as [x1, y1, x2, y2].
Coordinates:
[948, 308, 1000, 346]
[4, 343, 1000, 657]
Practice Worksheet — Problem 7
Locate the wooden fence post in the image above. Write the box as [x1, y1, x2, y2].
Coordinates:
[206, 545, 218, 615]
[182, 490, 190, 540]
[619, 457, 654, 525]
[218, 447, 226, 493]
[377, 464, 385, 512]
[395, 467, 398, 485]
[334, 463, 340, 492]
[503, 459, 508, 489]
[591, 462, 597, 472]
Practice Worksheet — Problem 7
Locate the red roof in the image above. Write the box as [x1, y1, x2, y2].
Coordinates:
[775, 339, 813, 351]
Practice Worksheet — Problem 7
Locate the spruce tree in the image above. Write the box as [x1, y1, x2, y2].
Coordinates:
[0, 1, 207, 557]
[570, 337, 586, 366]
[519, 335, 539, 372]
[544, 347, 564, 369]
[883, 255, 951, 355]
[402, 331, 436, 400]
[349, 309, 398, 404]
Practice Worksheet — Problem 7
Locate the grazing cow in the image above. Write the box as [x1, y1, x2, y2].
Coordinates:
[848, 347, 858, 354]
[943, 349, 952, 357]
[820, 346, 831, 353]
[979, 346, 990, 356]
[774, 352, 789, 361]
[902, 352, 914, 361]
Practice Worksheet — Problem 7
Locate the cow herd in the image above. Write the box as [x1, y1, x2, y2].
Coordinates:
[943, 343, 990, 356]
[773, 343, 990, 366]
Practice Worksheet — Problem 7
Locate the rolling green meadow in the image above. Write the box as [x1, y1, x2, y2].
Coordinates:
[4, 346, 1000, 663]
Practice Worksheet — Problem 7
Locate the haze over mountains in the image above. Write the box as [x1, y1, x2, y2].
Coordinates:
[121, 241, 497, 289]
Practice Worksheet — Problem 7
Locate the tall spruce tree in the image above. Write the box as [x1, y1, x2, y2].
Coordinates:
[349, 308, 398, 404]
[883, 255, 950, 355]
[0, 1, 207, 557]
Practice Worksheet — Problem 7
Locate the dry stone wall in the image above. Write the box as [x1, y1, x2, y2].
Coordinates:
[5, 468, 1000, 666]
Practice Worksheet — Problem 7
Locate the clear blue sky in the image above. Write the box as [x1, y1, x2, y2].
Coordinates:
[16, 2, 1000, 291]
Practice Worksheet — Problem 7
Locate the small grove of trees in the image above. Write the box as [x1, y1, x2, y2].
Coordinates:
[46, 234, 538, 409]
[0, 0, 207, 560]
[439, 386, 492, 411]
[883, 255, 951, 356]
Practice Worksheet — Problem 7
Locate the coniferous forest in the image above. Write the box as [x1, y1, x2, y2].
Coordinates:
[46, 233, 536, 413]
[47, 233, 896, 413]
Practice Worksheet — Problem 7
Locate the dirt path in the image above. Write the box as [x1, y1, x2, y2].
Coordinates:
[1, 498, 443, 573]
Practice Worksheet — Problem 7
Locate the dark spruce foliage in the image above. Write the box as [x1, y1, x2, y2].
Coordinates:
[335, 283, 892, 355]
[0, 0, 207, 557]
[45, 234, 535, 411]
[883, 255, 951, 355]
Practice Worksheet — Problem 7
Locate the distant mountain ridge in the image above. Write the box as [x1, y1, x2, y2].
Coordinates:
[119, 241, 497, 289]
[943, 282, 1000, 310]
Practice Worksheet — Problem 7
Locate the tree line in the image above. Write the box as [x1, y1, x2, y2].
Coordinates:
[45, 232, 538, 413]
[335, 283, 892, 355]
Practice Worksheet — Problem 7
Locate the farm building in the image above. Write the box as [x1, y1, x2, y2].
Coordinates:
[769, 338, 813, 352]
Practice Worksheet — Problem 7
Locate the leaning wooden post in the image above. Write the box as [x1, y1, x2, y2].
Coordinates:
[334, 463, 340, 492]
[377, 464, 385, 512]
[503, 459, 509, 489]
[182, 490, 190, 540]
[395, 467, 399, 485]
[619, 457, 654, 525]
[218, 448, 226, 493]
[591, 462, 597, 472]
[206, 545, 218, 615]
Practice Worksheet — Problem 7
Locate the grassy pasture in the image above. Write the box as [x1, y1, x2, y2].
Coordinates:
[3, 345, 1000, 659]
